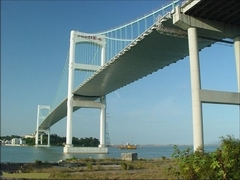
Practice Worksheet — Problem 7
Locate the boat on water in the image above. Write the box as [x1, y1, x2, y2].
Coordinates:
[119, 143, 137, 149]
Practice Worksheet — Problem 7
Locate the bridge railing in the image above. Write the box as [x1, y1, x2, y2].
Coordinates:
[101, 0, 181, 64]
[50, 0, 182, 111]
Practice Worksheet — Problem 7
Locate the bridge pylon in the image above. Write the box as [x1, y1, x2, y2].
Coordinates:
[35, 105, 51, 147]
[64, 30, 108, 153]
[173, 6, 240, 151]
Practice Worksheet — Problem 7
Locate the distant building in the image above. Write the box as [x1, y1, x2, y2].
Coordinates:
[20, 139, 26, 144]
[3, 138, 26, 146]
[0, 137, 26, 146]
[3, 140, 11, 145]
[11, 138, 21, 145]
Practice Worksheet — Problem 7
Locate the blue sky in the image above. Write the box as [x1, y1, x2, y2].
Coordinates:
[1, 0, 239, 145]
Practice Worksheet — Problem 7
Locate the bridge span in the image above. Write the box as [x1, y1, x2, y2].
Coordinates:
[35, 0, 240, 153]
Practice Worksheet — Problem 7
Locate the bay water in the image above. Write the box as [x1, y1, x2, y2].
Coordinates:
[1, 145, 219, 163]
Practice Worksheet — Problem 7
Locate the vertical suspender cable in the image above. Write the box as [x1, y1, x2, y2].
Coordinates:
[110, 31, 112, 60]
[137, 21, 140, 37]
[115, 30, 117, 56]
[131, 24, 133, 40]
[107, 32, 109, 62]
[51, 52, 69, 109]
[125, 26, 127, 48]
[115, 30, 118, 54]
[117, 29, 119, 53]
[120, 28, 122, 51]
[145, 16, 147, 30]
[153, 11, 155, 24]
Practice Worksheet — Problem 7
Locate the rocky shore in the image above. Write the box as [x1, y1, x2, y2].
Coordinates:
[0, 159, 174, 179]
[1, 162, 58, 174]
[1, 163, 25, 174]
[0, 161, 119, 174]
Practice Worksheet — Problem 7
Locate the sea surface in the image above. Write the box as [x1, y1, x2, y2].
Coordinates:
[1, 145, 219, 163]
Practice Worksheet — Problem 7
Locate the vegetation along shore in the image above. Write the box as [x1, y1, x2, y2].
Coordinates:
[1, 135, 240, 179]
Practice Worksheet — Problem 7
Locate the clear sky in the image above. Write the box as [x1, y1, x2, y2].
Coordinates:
[1, 0, 239, 145]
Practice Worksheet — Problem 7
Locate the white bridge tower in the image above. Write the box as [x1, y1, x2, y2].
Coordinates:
[35, 105, 51, 147]
[64, 30, 108, 153]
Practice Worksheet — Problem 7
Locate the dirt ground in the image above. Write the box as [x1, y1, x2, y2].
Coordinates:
[1, 159, 174, 179]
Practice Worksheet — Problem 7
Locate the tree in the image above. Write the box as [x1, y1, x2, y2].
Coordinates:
[77, 137, 99, 147]
[50, 134, 66, 146]
[24, 138, 35, 146]
[1, 134, 100, 147]
[0, 135, 21, 140]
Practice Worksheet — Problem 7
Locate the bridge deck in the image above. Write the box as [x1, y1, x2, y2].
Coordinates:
[39, 20, 215, 130]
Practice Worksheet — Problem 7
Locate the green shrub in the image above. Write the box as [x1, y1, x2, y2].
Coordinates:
[161, 156, 166, 160]
[121, 162, 134, 170]
[35, 160, 42, 165]
[66, 156, 78, 162]
[127, 163, 134, 170]
[97, 163, 103, 171]
[211, 135, 240, 179]
[166, 135, 240, 180]
[84, 157, 96, 163]
[87, 162, 93, 170]
[121, 162, 127, 170]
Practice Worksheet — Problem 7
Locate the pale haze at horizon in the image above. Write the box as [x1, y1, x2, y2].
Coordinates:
[1, 1, 239, 145]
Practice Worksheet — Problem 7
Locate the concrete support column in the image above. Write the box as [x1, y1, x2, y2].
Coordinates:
[35, 135, 38, 145]
[40, 134, 43, 145]
[234, 36, 240, 139]
[66, 31, 75, 147]
[35, 105, 40, 145]
[234, 36, 240, 91]
[188, 27, 204, 151]
[99, 36, 106, 148]
[47, 129, 50, 146]
[101, 44, 106, 66]
[99, 96, 106, 148]
[35, 133, 38, 145]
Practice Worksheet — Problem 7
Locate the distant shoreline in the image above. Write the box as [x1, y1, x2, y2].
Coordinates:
[1, 143, 220, 147]
[1, 144, 28, 147]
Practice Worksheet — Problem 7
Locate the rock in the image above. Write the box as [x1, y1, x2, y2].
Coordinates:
[121, 153, 138, 161]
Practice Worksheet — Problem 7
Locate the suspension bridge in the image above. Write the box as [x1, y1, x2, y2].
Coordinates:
[35, 0, 240, 153]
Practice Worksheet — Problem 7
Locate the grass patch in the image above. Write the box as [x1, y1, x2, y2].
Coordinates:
[2, 158, 176, 179]
[3, 172, 50, 179]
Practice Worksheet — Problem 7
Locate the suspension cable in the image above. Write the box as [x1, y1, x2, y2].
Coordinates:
[51, 52, 69, 110]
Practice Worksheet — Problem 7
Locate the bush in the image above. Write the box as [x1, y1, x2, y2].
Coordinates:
[161, 156, 166, 160]
[121, 162, 134, 170]
[127, 163, 134, 170]
[211, 135, 240, 179]
[35, 160, 42, 165]
[66, 156, 78, 162]
[97, 163, 103, 171]
[87, 162, 93, 170]
[166, 135, 240, 180]
[121, 162, 127, 170]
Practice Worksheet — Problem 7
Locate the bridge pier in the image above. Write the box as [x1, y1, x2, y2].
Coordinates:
[35, 129, 50, 147]
[234, 36, 240, 139]
[234, 36, 240, 92]
[99, 96, 106, 148]
[188, 27, 203, 151]
[187, 30, 240, 151]
[65, 30, 75, 147]
[173, 6, 240, 151]
[64, 96, 108, 153]
[35, 105, 51, 147]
